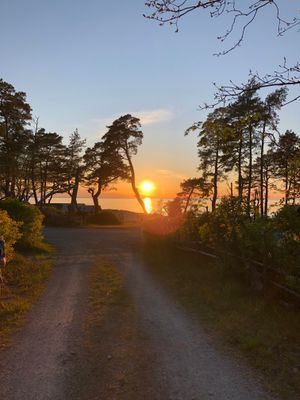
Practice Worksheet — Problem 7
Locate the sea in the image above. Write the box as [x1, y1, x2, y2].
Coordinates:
[50, 196, 285, 214]
[51, 197, 164, 214]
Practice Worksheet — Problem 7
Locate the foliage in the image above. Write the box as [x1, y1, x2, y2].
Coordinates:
[0, 209, 22, 260]
[0, 253, 52, 345]
[102, 114, 146, 213]
[143, 245, 300, 399]
[269, 206, 300, 277]
[0, 199, 44, 249]
[65, 129, 86, 211]
[84, 140, 128, 214]
[86, 210, 121, 225]
[39, 206, 84, 227]
[178, 199, 300, 279]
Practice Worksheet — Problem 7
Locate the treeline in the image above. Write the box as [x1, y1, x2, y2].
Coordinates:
[150, 81, 300, 289]
[0, 79, 146, 214]
[179, 81, 299, 216]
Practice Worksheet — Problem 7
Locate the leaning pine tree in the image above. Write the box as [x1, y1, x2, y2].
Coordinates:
[102, 114, 147, 214]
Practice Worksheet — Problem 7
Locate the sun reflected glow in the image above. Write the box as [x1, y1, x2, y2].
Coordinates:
[143, 197, 152, 214]
[139, 180, 155, 196]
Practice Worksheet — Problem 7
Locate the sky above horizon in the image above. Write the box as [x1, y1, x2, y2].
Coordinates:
[1, 0, 299, 200]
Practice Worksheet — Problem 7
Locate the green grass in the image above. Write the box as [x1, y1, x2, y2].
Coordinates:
[17, 238, 54, 254]
[87, 259, 130, 326]
[0, 253, 52, 348]
[142, 245, 300, 400]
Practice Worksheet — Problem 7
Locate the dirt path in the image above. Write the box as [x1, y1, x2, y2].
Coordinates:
[0, 227, 275, 399]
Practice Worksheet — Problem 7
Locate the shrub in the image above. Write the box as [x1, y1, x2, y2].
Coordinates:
[87, 210, 121, 225]
[270, 206, 300, 277]
[0, 209, 22, 260]
[39, 206, 85, 227]
[198, 197, 248, 255]
[0, 199, 44, 249]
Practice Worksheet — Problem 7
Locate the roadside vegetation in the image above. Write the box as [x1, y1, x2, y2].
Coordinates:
[0, 200, 52, 347]
[143, 245, 300, 399]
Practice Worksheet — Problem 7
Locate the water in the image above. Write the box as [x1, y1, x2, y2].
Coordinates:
[51, 197, 165, 213]
[50, 196, 284, 214]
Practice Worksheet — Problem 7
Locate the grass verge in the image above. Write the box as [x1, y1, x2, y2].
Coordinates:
[142, 245, 300, 400]
[0, 252, 52, 348]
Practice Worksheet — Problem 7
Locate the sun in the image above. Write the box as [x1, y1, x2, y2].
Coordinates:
[139, 180, 156, 196]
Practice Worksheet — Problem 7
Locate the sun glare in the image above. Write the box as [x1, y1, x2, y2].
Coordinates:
[139, 180, 155, 196]
[143, 197, 152, 214]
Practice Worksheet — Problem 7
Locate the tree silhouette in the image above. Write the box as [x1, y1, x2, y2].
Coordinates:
[84, 141, 128, 214]
[0, 79, 32, 198]
[186, 107, 230, 211]
[178, 177, 210, 213]
[102, 114, 147, 213]
[65, 129, 86, 212]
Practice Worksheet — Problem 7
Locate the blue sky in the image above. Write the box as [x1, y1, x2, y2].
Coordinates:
[0, 0, 299, 198]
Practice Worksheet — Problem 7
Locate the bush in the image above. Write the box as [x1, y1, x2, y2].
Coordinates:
[0, 209, 22, 260]
[0, 199, 44, 249]
[270, 206, 300, 277]
[177, 199, 300, 281]
[198, 197, 248, 254]
[87, 210, 121, 225]
[39, 206, 85, 227]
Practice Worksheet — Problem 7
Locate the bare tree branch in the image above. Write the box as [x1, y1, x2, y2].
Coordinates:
[199, 60, 300, 109]
[144, 1, 300, 54]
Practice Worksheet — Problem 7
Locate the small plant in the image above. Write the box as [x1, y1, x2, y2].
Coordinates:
[0, 209, 22, 261]
[0, 199, 44, 250]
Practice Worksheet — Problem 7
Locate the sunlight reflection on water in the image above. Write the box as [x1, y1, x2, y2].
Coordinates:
[143, 197, 152, 214]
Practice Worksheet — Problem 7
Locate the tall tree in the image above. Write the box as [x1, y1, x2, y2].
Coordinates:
[65, 129, 86, 212]
[272, 130, 300, 205]
[102, 114, 146, 213]
[257, 88, 287, 215]
[84, 141, 128, 214]
[0, 79, 32, 198]
[227, 86, 262, 216]
[186, 107, 229, 211]
[33, 130, 67, 204]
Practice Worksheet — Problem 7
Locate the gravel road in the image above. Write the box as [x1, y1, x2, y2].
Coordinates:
[0, 227, 276, 400]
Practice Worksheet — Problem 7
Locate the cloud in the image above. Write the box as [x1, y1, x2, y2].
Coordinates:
[78, 108, 173, 145]
[134, 108, 173, 125]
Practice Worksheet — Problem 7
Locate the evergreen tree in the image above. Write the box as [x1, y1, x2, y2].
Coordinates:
[102, 114, 146, 213]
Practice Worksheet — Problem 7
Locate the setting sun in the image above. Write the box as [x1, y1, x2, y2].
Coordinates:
[139, 180, 156, 196]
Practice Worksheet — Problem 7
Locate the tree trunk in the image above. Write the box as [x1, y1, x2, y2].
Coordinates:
[92, 195, 101, 214]
[238, 138, 243, 199]
[247, 124, 253, 217]
[70, 168, 80, 213]
[212, 145, 219, 212]
[260, 121, 266, 216]
[125, 148, 147, 214]
[285, 162, 289, 205]
[184, 188, 194, 214]
[264, 169, 269, 216]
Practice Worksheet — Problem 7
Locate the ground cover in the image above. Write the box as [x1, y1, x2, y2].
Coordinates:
[0, 253, 52, 348]
[142, 245, 300, 400]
